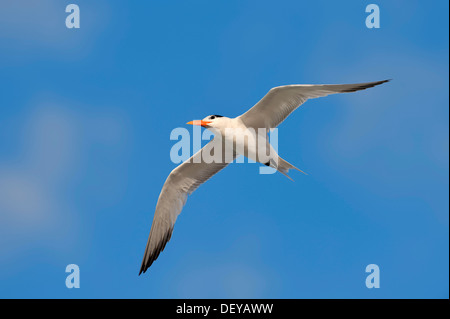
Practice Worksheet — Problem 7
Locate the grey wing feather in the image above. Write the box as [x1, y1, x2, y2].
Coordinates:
[239, 80, 390, 129]
[139, 137, 236, 274]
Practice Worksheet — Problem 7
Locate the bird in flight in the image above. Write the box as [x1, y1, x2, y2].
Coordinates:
[139, 80, 389, 275]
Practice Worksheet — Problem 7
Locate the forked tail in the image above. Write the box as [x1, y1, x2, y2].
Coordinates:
[266, 157, 306, 181]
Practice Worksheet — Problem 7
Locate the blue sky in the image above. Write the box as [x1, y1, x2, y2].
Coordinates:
[0, 0, 448, 298]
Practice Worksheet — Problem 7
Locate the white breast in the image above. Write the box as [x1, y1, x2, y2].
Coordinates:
[218, 118, 278, 164]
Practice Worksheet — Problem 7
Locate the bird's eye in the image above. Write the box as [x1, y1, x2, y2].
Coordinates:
[210, 116, 215, 120]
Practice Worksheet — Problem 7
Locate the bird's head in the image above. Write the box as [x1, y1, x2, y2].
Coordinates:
[187, 115, 228, 130]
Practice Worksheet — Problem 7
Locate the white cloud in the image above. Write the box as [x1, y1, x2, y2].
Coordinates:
[0, 96, 129, 272]
[0, 0, 111, 60]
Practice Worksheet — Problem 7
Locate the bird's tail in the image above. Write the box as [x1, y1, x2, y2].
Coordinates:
[269, 157, 307, 181]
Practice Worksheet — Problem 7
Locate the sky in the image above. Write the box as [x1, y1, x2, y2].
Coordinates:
[0, 0, 448, 299]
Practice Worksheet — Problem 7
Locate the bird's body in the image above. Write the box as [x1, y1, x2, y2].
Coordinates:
[139, 80, 390, 275]
[209, 117, 278, 165]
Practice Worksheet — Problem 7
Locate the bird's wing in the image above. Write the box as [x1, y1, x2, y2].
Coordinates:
[139, 137, 236, 274]
[239, 80, 389, 129]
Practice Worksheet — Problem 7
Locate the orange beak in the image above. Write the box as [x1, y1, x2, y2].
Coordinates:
[186, 120, 212, 127]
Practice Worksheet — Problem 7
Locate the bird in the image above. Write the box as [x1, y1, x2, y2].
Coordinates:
[139, 79, 390, 275]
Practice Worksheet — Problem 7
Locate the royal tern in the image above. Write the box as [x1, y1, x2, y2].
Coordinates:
[139, 80, 389, 274]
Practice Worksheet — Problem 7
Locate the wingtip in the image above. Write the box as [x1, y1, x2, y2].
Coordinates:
[340, 79, 391, 93]
[138, 225, 175, 277]
[139, 267, 147, 276]
[139, 262, 150, 276]
[376, 79, 391, 86]
[139, 262, 149, 276]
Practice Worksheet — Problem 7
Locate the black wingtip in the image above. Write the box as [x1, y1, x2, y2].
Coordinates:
[139, 263, 149, 276]
[138, 226, 175, 277]
[139, 264, 149, 276]
[340, 79, 391, 93]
